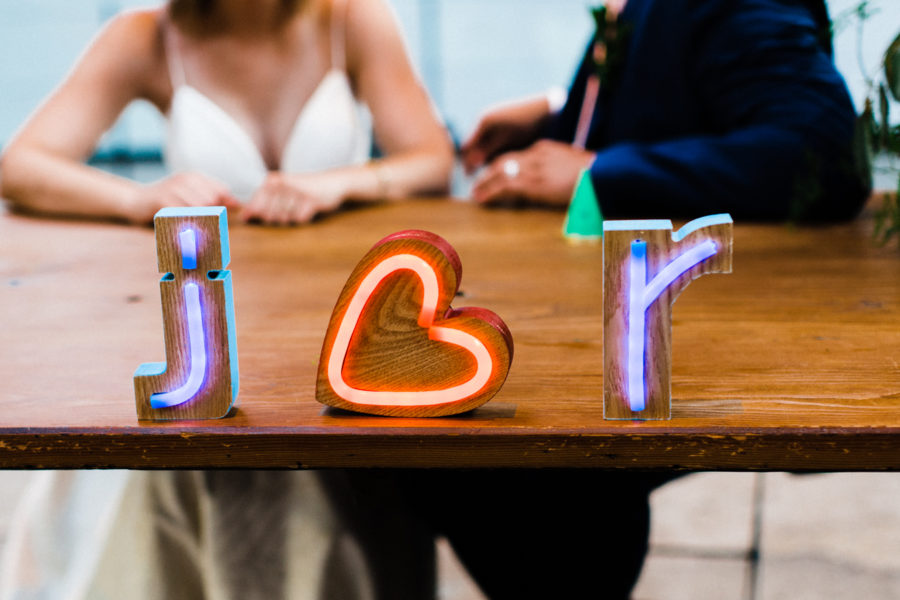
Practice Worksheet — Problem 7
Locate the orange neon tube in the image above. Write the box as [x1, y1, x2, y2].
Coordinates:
[327, 253, 493, 406]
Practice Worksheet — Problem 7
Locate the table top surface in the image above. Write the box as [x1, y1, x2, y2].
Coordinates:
[2, 199, 899, 470]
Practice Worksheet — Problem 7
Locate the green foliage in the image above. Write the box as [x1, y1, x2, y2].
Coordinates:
[590, 5, 607, 41]
[885, 32, 900, 101]
[888, 125, 900, 154]
[873, 179, 900, 246]
[832, 0, 878, 38]
[853, 100, 875, 188]
[879, 83, 891, 148]
[589, 4, 631, 90]
[843, 2, 900, 248]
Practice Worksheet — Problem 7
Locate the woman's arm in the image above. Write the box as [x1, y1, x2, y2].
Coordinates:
[346, 0, 454, 199]
[0, 11, 235, 223]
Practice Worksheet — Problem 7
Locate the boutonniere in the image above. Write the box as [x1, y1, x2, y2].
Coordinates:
[590, 4, 630, 89]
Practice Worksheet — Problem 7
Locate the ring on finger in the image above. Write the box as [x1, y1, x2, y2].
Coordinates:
[502, 158, 520, 179]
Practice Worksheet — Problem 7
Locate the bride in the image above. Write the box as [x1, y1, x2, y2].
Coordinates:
[0, 0, 453, 224]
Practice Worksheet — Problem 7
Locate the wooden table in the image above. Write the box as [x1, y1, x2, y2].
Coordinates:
[1, 199, 899, 470]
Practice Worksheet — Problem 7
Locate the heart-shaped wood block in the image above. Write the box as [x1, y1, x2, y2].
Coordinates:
[316, 230, 513, 417]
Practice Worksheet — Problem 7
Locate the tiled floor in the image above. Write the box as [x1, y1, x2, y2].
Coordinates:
[436, 472, 900, 600]
[1, 472, 898, 599]
[637, 472, 900, 600]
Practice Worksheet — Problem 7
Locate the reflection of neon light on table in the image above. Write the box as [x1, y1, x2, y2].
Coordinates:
[627, 240, 718, 411]
[150, 282, 207, 409]
[327, 253, 493, 407]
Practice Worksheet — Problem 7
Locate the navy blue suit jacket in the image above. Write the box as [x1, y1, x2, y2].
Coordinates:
[549, 0, 868, 220]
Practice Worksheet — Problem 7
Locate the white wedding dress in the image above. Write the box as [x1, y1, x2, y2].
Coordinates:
[164, 43, 370, 201]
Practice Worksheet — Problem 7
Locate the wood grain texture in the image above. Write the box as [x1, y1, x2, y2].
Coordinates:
[0, 198, 898, 469]
[603, 217, 733, 420]
[316, 230, 513, 417]
[134, 208, 238, 420]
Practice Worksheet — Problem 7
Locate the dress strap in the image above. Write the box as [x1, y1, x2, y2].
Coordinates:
[330, 0, 350, 72]
[162, 16, 188, 89]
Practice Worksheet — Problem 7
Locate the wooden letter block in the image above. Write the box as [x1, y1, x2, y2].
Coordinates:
[134, 207, 239, 420]
[317, 230, 514, 417]
[603, 214, 733, 420]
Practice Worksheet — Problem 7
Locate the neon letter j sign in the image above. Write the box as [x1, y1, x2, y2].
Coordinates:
[603, 215, 733, 420]
[147, 230, 206, 409]
[134, 207, 239, 420]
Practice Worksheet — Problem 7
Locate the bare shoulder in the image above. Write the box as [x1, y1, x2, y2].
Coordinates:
[345, 0, 399, 38]
[343, 0, 406, 67]
[86, 8, 169, 102]
[94, 8, 164, 63]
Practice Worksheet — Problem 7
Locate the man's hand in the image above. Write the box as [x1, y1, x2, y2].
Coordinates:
[471, 140, 596, 207]
[460, 96, 554, 174]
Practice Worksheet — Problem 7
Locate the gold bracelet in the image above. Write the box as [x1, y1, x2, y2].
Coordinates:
[368, 161, 390, 199]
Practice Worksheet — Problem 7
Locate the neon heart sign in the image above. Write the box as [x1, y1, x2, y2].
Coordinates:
[316, 230, 514, 417]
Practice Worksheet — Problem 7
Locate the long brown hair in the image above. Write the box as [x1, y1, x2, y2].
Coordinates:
[168, 0, 303, 35]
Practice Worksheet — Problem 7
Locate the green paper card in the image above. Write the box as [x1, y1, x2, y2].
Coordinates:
[563, 168, 603, 241]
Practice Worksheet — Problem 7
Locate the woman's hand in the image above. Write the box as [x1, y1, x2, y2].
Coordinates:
[460, 96, 554, 175]
[471, 140, 596, 207]
[126, 173, 240, 224]
[241, 172, 346, 225]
